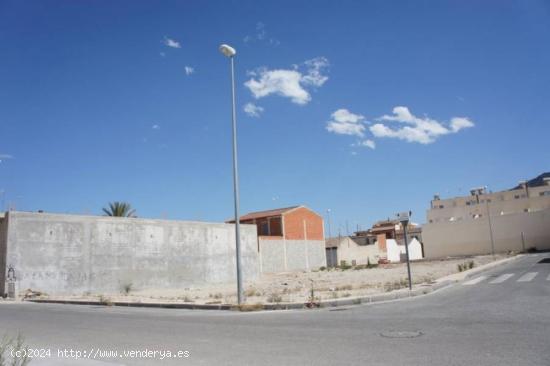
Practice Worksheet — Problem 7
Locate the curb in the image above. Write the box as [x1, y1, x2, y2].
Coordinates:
[25, 255, 523, 312]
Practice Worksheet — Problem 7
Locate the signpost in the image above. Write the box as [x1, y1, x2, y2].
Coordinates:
[397, 211, 413, 291]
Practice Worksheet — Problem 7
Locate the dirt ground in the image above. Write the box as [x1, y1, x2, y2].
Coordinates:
[37, 254, 511, 305]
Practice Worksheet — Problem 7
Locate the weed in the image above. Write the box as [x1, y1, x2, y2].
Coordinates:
[120, 282, 133, 295]
[319, 266, 327, 271]
[335, 285, 353, 291]
[235, 303, 264, 312]
[98, 295, 113, 306]
[384, 279, 409, 292]
[0, 333, 31, 366]
[245, 288, 257, 297]
[178, 295, 193, 303]
[267, 292, 283, 303]
[458, 261, 475, 272]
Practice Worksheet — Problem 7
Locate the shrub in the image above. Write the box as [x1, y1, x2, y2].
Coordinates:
[319, 266, 327, 271]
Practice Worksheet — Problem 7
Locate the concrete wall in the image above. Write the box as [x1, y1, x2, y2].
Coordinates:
[3, 211, 259, 295]
[330, 237, 380, 266]
[0, 215, 8, 294]
[422, 208, 550, 258]
[258, 238, 326, 273]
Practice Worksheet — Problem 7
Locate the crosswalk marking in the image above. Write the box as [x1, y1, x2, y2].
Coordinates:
[489, 273, 514, 284]
[517, 272, 538, 282]
[463, 276, 487, 285]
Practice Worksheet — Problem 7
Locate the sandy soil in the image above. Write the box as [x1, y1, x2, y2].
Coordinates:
[37, 254, 511, 305]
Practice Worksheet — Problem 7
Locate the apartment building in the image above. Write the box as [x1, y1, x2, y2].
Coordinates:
[423, 173, 550, 258]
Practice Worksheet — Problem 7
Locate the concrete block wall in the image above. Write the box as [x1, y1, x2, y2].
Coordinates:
[259, 238, 326, 273]
[422, 208, 550, 258]
[3, 211, 259, 295]
[0, 215, 8, 294]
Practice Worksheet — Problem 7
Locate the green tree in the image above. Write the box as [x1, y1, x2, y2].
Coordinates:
[102, 202, 136, 217]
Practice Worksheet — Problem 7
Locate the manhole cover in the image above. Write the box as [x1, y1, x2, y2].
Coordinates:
[538, 258, 550, 264]
[380, 330, 423, 338]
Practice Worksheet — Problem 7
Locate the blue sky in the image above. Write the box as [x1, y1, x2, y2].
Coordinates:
[1, 0, 549, 233]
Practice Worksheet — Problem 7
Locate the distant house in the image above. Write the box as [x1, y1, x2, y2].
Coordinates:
[228, 206, 326, 273]
[325, 236, 380, 268]
[355, 219, 423, 263]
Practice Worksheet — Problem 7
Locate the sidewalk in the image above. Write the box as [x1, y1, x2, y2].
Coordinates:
[25, 254, 524, 311]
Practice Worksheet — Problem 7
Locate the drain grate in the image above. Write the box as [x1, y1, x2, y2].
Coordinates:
[380, 330, 423, 339]
[538, 258, 550, 264]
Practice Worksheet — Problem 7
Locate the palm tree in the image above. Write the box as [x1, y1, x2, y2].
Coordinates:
[102, 201, 136, 217]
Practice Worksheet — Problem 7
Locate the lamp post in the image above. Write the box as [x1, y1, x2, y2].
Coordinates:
[326, 209, 332, 239]
[397, 211, 413, 291]
[219, 44, 244, 305]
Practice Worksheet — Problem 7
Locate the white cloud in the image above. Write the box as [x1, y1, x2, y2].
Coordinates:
[163, 37, 181, 49]
[0, 154, 13, 163]
[244, 22, 279, 45]
[184, 66, 195, 75]
[370, 106, 474, 144]
[244, 57, 329, 105]
[450, 117, 474, 132]
[362, 139, 376, 149]
[243, 103, 264, 117]
[152, 124, 160, 130]
[326, 109, 366, 137]
[302, 57, 329, 87]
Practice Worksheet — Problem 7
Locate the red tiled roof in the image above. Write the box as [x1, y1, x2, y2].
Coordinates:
[227, 206, 300, 222]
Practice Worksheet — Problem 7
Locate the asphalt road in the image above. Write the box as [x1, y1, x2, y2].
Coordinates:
[1, 253, 549, 366]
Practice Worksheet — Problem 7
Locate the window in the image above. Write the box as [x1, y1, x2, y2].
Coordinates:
[259, 222, 269, 235]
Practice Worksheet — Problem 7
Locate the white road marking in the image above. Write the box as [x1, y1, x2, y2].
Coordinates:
[489, 273, 514, 284]
[463, 276, 487, 285]
[546, 273, 550, 281]
[517, 272, 538, 282]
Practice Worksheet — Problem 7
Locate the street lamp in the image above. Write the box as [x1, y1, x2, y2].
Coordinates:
[219, 43, 244, 305]
[326, 209, 332, 239]
[397, 211, 413, 291]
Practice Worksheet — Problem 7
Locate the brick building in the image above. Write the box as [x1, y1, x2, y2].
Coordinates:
[228, 206, 326, 273]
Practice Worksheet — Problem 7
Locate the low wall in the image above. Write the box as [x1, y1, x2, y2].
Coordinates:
[422, 208, 550, 258]
[2, 211, 259, 295]
[259, 238, 326, 273]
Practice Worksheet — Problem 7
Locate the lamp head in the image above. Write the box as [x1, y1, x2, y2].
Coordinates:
[219, 44, 236, 57]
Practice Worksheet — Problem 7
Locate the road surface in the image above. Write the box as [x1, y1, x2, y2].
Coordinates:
[1, 253, 549, 365]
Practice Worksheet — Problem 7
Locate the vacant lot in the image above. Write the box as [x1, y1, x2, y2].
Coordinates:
[35, 254, 511, 305]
